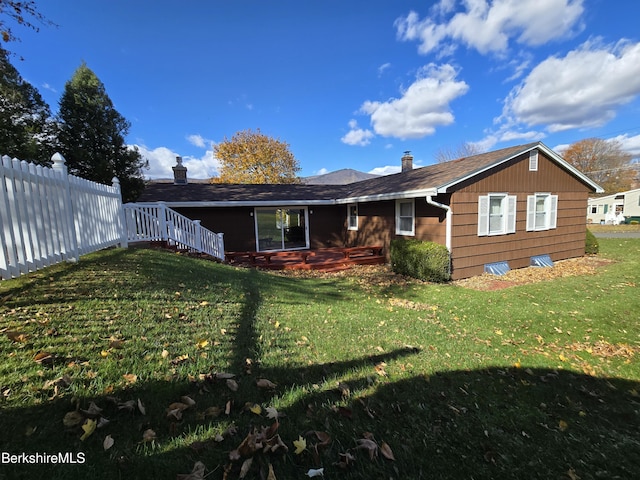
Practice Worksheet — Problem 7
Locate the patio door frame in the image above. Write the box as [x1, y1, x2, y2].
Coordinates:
[254, 206, 310, 252]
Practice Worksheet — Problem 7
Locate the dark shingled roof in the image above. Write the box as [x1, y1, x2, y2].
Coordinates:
[136, 142, 600, 204]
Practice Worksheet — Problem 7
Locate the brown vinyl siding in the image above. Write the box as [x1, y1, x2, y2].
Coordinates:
[175, 206, 257, 252]
[344, 200, 446, 256]
[449, 151, 591, 279]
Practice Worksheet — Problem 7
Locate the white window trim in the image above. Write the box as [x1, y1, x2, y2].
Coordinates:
[347, 203, 358, 231]
[395, 199, 415, 236]
[526, 193, 558, 231]
[478, 193, 516, 236]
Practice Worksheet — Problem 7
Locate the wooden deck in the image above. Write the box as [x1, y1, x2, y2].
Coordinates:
[225, 246, 385, 272]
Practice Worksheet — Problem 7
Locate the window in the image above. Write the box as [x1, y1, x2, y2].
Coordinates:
[526, 193, 558, 231]
[529, 150, 538, 171]
[347, 203, 358, 231]
[478, 194, 516, 236]
[395, 199, 415, 236]
[590, 205, 597, 214]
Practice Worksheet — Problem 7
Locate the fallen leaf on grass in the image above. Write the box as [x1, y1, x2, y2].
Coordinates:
[63, 411, 84, 428]
[6, 331, 28, 343]
[103, 435, 114, 451]
[559, 420, 569, 432]
[380, 442, 395, 461]
[266, 406, 279, 419]
[293, 435, 307, 454]
[80, 418, 96, 441]
[171, 354, 189, 365]
[34, 352, 53, 365]
[239, 458, 253, 479]
[356, 438, 378, 460]
[248, 403, 262, 415]
[142, 428, 156, 443]
[122, 373, 137, 384]
[137, 398, 146, 415]
[177, 461, 206, 480]
[181, 396, 196, 407]
[81, 402, 103, 417]
[226, 379, 239, 392]
[118, 400, 136, 412]
[256, 378, 277, 389]
[306, 468, 324, 477]
[267, 463, 277, 480]
[196, 339, 209, 349]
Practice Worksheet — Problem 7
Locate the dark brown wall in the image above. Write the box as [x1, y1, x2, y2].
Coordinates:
[449, 151, 592, 279]
[308, 206, 345, 248]
[345, 200, 447, 254]
[174, 206, 257, 252]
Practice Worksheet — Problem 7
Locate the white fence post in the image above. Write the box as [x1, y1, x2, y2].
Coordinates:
[51, 152, 79, 263]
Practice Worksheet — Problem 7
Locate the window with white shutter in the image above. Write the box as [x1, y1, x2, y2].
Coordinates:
[526, 193, 558, 231]
[478, 194, 517, 236]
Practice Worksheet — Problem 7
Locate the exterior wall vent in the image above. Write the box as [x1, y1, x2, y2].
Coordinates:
[530, 254, 554, 268]
[484, 261, 510, 275]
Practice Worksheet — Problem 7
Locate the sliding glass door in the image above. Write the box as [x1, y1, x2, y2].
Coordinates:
[255, 207, 308, 251]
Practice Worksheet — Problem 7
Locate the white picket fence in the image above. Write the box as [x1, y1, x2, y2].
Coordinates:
[123, 202, 225, 260]
[0, 153, 126, 280]
[1, 154, 225, 281]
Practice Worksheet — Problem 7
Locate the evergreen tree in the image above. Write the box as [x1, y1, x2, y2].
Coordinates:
[57, 63, 147, 202]
[0, 45, 57, 162]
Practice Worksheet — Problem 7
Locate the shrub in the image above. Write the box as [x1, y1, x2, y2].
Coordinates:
[390, 238, 450, 282]
[585, 228, 599, 255]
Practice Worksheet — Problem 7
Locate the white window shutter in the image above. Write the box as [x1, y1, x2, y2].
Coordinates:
[549, 195, 558, 229]
[478, 195, 489, 236]
[526, 195, 535, 231]
[507, 195, 517, 233]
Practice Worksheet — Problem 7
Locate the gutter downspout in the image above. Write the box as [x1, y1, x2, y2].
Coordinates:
[426, 195, 452, 252]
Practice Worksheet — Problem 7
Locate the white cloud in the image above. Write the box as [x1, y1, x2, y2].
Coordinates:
[395, 0, 584, 56]
[612, 133, 640, 157]
[186, 134, 210, 148]
[341, 119, 375, 146]
[368, 165, 401, 176]
[134, 144, 220, 180]
[378, 62, 391, 76]
[358, 63, 469, 139]
[501, 39, 640, 132]
[314, 168, 329, 175]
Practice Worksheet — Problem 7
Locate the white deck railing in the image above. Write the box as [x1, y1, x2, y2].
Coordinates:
[123, 202, 224, 261]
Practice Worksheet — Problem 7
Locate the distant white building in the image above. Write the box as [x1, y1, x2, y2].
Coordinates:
[587, 187, 640, 224]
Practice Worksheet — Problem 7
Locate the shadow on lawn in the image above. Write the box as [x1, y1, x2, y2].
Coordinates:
[1, 250, 639, 479]
[1, 363, 639, 480]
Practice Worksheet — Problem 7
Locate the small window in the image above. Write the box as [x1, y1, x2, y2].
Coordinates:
[526, 193, 558, 231]
[347, 203, 358, 231]
[529, 150, 538, 171]
[478, 194, 516, 236]
[590, 205, 597, 214]
[395, 199, 415, 236]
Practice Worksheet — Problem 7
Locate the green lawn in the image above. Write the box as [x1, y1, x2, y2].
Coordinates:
[1, 240, 639, 479]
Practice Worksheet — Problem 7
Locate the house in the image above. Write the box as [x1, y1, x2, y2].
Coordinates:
[587, 187, 640, 224]
[137, 142, 603, 280]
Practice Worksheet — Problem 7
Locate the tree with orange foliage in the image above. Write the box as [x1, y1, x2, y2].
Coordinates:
[212, 129, 301, 184]
[563, 138, 633, 194]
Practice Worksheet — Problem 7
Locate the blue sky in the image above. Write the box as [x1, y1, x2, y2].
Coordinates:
[9, 0, 640, 179]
